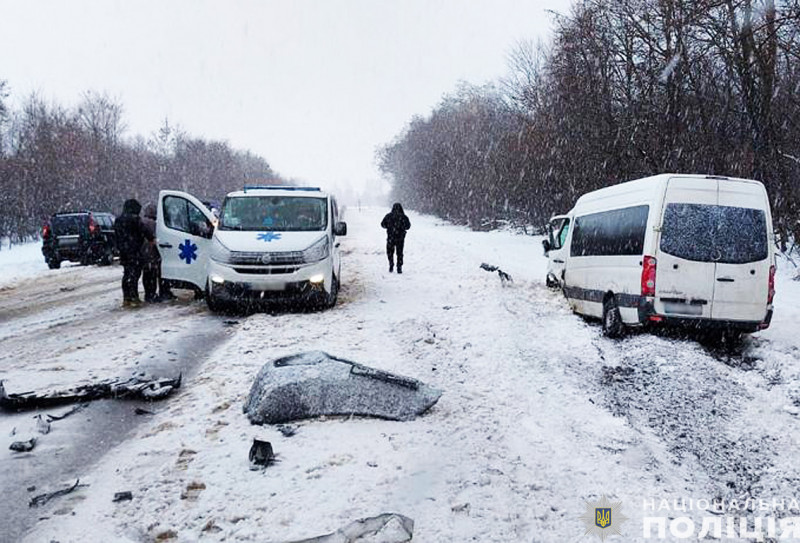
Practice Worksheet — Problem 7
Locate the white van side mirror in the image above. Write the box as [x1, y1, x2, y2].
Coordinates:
[334, 221, 347, 236]
[542, 239, 551, 254]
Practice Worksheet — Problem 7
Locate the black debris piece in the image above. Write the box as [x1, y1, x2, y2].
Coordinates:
[135, 407, 154, 416]
[29, 479, 87, 508]
[1, 374, 182, 411]
[113, 491, 133, 502]
[9, 438, 36, 452]
[46, 403, 88, 422]
[249, 439, 275, 468]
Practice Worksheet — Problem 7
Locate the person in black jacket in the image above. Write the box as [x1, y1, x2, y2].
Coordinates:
[380, 203, 411, 273]
[140, 203, 176, 303]
[114, 199, 153, 306]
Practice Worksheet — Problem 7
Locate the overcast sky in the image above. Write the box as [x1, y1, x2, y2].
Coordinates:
[0, 0, 570, 195]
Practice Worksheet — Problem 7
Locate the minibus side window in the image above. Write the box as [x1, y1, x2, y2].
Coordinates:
[570, 205, 649, 257]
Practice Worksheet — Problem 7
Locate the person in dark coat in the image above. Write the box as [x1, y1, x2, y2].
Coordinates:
[380, 203, 411, 273]
[114, 199, 153, 306]
[140, 203, 176, 303]
[140, 204, 161, 303]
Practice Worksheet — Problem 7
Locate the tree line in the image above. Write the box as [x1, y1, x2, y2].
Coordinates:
[0, 87, 277, 245]
[378, 0, 800, 247]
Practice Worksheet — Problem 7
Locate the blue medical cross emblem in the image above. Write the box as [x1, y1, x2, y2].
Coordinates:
[178, 239, 198, 264]
[595, 508, 611, 529]
[257, 232, 282, 242]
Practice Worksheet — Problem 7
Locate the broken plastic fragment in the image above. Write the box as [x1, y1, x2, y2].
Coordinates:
[288, 513, 414, 543]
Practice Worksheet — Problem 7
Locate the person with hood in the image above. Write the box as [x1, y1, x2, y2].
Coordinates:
[114, 199, 153, 306]
[380, 203, 411, 273]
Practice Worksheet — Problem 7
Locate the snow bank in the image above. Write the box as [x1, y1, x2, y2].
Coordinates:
[0, 240, 51, 288]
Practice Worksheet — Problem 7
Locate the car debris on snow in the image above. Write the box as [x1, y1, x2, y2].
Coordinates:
[0, 374, 182, 410]
[287, 513, 414, 543]
[112, 491, 133, 502]
[479, 262, 513, 285]
[29, 479, 87, 508]
[9, 437, 36, 452]
[243, 351, 442, 425]
[45, 403, 88, 421]
[276, 424, 297, 437]
[249, 438, 275, 468]
[34, 414, 51, 434]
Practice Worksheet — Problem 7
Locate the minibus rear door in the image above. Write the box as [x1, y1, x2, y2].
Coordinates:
[711, 181, 770, 322]
[655, 177, 718, 319]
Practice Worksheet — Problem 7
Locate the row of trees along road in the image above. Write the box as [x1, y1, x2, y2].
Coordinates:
[378, 0, 800, 249]
[0, 86, 278, 245]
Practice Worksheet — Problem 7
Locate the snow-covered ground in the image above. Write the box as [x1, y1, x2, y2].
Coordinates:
[0, 240, 52, 288]
[3, 208, 800, 542]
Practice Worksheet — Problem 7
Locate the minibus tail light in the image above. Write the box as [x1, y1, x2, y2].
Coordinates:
[641, 256, 657, 297]
[768, 264, 776, 304]
[42, 224, 51, 238]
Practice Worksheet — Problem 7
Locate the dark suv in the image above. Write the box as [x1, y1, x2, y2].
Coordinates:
[41, 211, 117, 269]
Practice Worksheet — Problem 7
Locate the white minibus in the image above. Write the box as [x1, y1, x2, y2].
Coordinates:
[543, 174, 775, 337]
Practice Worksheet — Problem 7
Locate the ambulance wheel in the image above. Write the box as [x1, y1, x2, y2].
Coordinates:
[206, 283, 227, 313]
[326, 273, 340, 308]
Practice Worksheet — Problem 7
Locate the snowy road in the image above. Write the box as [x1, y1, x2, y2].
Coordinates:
[0, 260, 232, 543]
[1, 207, 799, 542]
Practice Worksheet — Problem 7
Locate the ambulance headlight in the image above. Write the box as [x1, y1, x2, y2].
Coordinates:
[210, 237, 233, 264]
[302, 237, 329, 263]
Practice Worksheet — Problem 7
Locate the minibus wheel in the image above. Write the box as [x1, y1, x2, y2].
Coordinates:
[602, 297, 624, 338]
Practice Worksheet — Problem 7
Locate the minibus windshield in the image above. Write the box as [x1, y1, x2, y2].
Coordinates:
[660, 203, 768, 264]
[218, 196, 328, 232]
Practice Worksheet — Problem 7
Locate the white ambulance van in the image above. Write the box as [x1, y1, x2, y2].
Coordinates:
[156, 186, 347, 312]
[542, 174, 775, 337]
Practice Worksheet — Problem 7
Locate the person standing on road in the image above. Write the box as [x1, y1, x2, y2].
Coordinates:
[114, 199, 153, 307]
[380, 202, 411, 273]
[140, 203, 164, 303]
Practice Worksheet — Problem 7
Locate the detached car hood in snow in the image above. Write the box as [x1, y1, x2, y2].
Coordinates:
[214, 230, 325, 253]
[244, 351, 443, 424]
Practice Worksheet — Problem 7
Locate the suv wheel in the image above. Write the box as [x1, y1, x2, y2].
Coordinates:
[602, 297, 624, 338]
[47, 258, 61, 270]
[99, 245, 114, 266]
